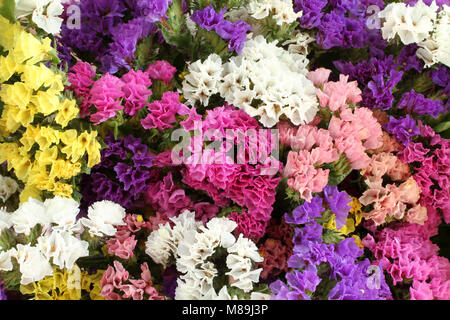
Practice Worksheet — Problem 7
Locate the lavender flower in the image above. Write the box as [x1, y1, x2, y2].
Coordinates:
[384, 115, 421, 146]
[398, 90, 445, 118]
[285, 196, 324, 225]
[323, 186, 352, 230]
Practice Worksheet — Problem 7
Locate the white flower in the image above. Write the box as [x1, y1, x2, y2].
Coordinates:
[37, 230, 89, 270]
[250, 292, 272, 300]
[416, 5, 450, 68]
[283, 31, 315, 55]
[228, 234, 264, 262]
[0, 175, 18, 202]
[44, 196, 82, 233]
[182, 54, 224, 106]
[379, 0, 438, 45]
[15, 0, 41, 18]
[0, 248, 17, 272]
[226, 254, 262, 292]
[15, 0, 65, 35]
[145, 224, 174, 267]
[175, 277, 210, 300]
[247, 0, 301, 26]
[10, 198, 49, 236]
[203, 217, 237, 248]
[217, 36, 317, 127]
[80, 200, 126, 237]
[0, 208, 12, 232]
[15, 244, 53, 285]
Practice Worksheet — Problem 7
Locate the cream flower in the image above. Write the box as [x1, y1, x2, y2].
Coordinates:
[15, 244, 53, 285]
[80, 200, 126, 237]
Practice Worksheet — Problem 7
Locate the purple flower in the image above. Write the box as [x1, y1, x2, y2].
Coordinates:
[384, 115, 421, 146]
[294, 0, 327, 29]
[0, 283, 6, 300]
[285, 196, 324, 225]
[397, 44, 424, 72]
[285, 266, 322, 299]
[191, 5, 225, 31]
[398, 90, 445, 118]
[323, 186, 352, 230]
[431, 66, 450, 96]
[336, 238, 364, 259]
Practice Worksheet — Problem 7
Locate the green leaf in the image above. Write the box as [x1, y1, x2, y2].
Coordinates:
[0, 0, 16, 23]
[434, 121, 450, 133]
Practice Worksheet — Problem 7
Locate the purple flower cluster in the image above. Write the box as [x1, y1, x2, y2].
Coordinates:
[293, 0, 386, 50]
[191, 5, 251, 54]
[0, 282, 6, 300]
[59, 0, 168, 73]
[270, 197, 392, 300]
[384, 115, 421, 146]
[80, 134, 154, 211]
[431, 66, 450, 96]
[398, 90, 445, 119]
[335, 56, 403, 110]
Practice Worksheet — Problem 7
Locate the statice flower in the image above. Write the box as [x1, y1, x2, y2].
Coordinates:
[323, 186, 352, 230]
[398, 89, 445, 118]
[145, 60, 177, 85]
[191, 5, 252, 54]
[141, 91, 190, 130]
[88, 74, 125, 124]
[384, 115, 421, 146]
[431, 65, 450, 95]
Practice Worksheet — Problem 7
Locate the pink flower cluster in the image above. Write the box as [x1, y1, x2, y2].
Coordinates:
[106, 214, 151, 259]
[177, 105, 282, 240]
[328, 107, 383, 169]
[100, 261, 164, 300]
[67, 61, 155, 123]
[145, 60, 177, 85]
[359, 152, 425, 226]
[282, 125, 339, 202]
[144, 171, 219, 222]
[362, 207, 450, 300]
[141, 91, 190, 130]
[309, 69, 362, 112]
[398, 124, 450, 223]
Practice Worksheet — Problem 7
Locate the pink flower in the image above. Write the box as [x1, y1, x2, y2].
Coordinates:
[141, 91, 190, 130]
[121, 69, 152, 116]
[406, 205, 428, 225]
[67, 61, 96, 98]
[145, 60, 177, 85]
[284, 150, 329, 202]
[307, 68, 331, 87]
[107, 235, 137, 260]
[89, 74, 124, 124]
[316, 75, 362, 111]
[397, 177, 422, 205]
[410, 280, 435, 300]
[334, 136, 370, 170]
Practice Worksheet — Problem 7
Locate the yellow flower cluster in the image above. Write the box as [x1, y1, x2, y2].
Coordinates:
[324, 197, 364, 237]
[20, 265, 105, 300]
[0, 16, 101, 203]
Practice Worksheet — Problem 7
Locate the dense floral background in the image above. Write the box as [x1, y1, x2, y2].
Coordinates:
[0, 0, 449, 300]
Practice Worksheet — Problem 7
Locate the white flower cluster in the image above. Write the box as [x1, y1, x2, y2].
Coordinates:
[14, 0, 67, 35]
[247, 0, 302, 26]
[145, 210, 268, 300]
[0, 197, 126, 285]
[182, 36, 318, 128]
[0, 175, 18, 203]
[379, 0, 450, 68]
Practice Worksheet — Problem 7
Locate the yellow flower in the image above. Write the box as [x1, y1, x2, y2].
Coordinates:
[51, 182, 73, 198]
[11, 30, 50, 65]
[0, 55, 20, 82]
[352, 235, 364, 249]
[20, 63, 55, 91]
[19, 184, 42, 204]
[4, 104, 36, 132]
[11, 155, 33, 182]
[0, 143, 19, 166]
[35, 126, 60, 150]
[1, 105, 22, 134]
[49, 159, 81, 180]
[19, 125, 40, 152]
[85, 132, 101, 167]
[0, 16, 21, 51]
[35, 146, 59, 165]
[20, 266, 102, 300]
[31, 90, 61, 116]
[0, 82, 32, 109]
[55, 99, 79, 128]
